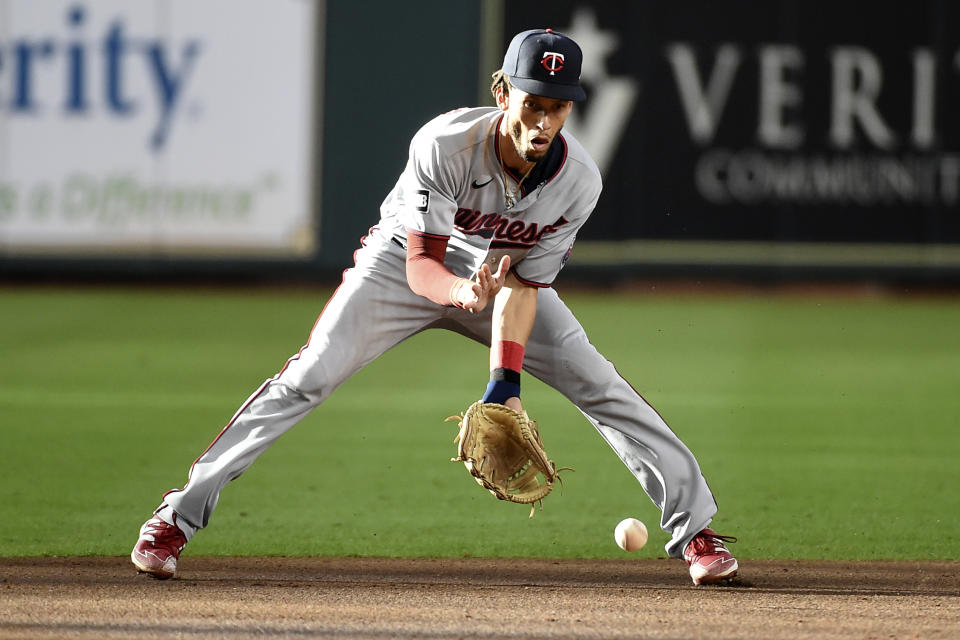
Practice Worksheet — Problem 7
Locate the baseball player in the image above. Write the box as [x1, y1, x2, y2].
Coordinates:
[132, 28, 739, 585]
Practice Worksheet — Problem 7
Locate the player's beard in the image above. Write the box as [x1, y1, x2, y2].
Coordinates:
[510, 119, 557, 164]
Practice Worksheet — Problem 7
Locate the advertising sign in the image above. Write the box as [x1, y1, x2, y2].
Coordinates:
[0, 0, 318, 257]
[504, 2, 960, 269]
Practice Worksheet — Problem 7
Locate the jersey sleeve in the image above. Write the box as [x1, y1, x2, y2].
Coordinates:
[512, 181, 602, 287]
[395, 130, 463, 239]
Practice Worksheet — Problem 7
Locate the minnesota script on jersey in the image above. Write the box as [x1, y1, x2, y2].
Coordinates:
[376, 107, 602, 287]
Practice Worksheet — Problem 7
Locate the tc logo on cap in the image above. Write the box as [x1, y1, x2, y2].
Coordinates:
[540, 52, 565, 75]
[501, 29, 586, 101]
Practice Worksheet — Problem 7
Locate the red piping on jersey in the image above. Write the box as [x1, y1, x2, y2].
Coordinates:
[408, 229, 451, 242]
[510, 268, 551, 288]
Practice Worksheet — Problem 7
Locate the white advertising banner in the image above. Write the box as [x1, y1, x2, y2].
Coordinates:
[0, 0, 318, 256]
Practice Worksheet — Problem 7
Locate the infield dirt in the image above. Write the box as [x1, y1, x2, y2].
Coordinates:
[1, 557, 957, 639]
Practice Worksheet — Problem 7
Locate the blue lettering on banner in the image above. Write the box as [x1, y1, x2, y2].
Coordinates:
[0, 4, 202, 152]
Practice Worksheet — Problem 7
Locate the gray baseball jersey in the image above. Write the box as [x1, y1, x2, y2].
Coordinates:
[376, 106, 601, 286]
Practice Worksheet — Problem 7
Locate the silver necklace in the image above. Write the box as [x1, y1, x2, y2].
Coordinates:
[501, 156, 534, 210]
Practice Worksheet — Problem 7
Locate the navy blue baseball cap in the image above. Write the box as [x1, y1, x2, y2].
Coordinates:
[501, 28, 586, 102]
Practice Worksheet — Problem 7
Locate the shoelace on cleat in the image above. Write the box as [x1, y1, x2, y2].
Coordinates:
[687, 529, 737, 557]
[141, 519, 186, 551]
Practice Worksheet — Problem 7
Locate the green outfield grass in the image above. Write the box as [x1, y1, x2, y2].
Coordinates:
[1, 284, 958, 561]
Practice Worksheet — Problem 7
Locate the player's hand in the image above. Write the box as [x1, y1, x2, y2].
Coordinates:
[460, 255, 510, 314]
[504, 396, 523, 413]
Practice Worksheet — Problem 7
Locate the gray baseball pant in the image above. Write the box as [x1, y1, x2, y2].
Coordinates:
[161, 239, 718, 557]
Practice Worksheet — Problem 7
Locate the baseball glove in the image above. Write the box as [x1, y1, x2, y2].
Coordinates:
[447, 401, 564, 517]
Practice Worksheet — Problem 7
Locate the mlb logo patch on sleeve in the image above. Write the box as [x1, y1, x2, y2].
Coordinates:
[415, 190, 430, 213]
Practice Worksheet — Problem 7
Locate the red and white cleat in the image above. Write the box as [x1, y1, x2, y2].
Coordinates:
[683, 528, 739, 585]
[131, 515, 187, 579]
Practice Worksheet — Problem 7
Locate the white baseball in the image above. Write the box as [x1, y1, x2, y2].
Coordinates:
[614, 518, 648, 552]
